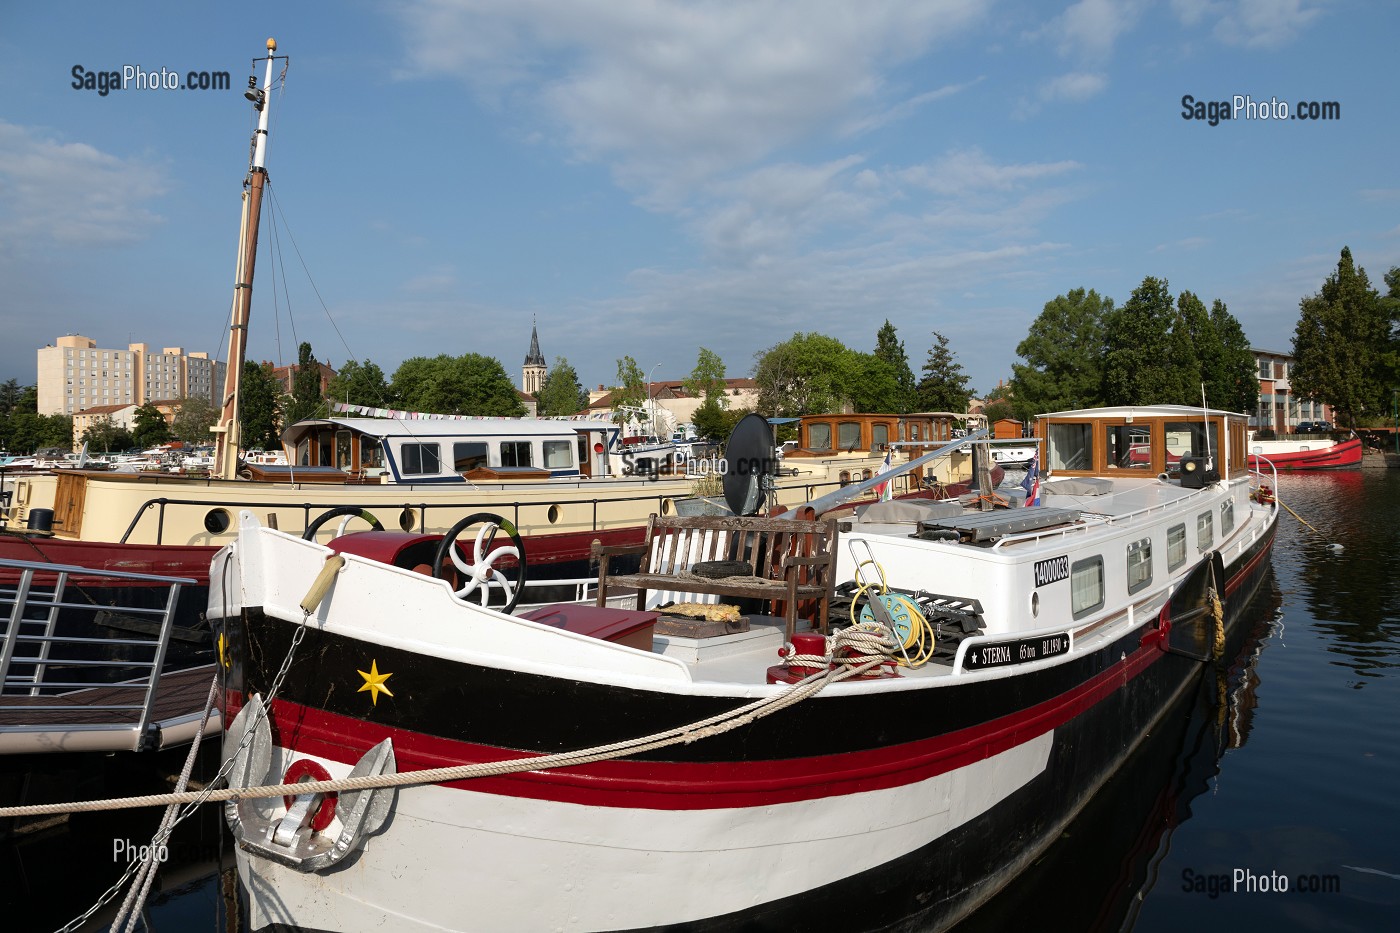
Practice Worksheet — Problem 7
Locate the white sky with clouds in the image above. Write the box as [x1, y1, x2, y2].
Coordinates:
[1, 1, 1395, 400]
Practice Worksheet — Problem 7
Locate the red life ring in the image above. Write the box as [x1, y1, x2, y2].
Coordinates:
[282, 759, 338, 832]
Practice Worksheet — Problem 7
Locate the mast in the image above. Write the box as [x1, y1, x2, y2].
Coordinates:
[213, 38, 280, 480]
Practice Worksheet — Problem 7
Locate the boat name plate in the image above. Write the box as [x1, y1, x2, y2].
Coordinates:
[963, 632, 1071, 671]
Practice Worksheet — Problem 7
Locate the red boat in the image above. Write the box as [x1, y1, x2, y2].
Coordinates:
[1247, 436, 1362, 471]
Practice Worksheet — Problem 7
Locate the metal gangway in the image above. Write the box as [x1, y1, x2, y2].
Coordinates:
[0, 556, 216, 755]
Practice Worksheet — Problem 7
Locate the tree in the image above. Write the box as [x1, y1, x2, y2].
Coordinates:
[1291, 247, 1391, 427]
[693, 402, 749, 441]
[874, 320, 916, 413]
[132, 403, 170, 448]
[914, 331, 974, 413]
[283, 342, 327, 426]
[171, 395, 218, 443]
[390, 354, 526, 417]
[1102, 277, 1195, 406]
[1010, 288, 1110, 418]
[324, 359, 390, 409]
[240, 361, 284, 451]
[847, 351, 902, 413]
[80, 415, 133, 453]
[609, 356, 649, 429]
[683, 348, 728, 404]
[536, 356, 588, 417]
[1206, 299, 1258, 414]
[753, 332, 856, 416]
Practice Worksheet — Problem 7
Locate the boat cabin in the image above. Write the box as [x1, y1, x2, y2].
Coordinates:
[787, 413, 962, 458]
[279, 417, 620, 483]
[1035, 406, 1248, 478]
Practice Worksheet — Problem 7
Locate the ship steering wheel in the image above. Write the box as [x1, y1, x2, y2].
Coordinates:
[432, 513, 528, 613]
[303, 507, 385, 541]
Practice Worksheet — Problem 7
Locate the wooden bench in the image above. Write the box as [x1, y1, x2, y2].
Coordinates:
[592, 515, 840, 642]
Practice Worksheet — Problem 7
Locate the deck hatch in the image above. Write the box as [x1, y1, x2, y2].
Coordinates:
[915, 506, 1082, 543]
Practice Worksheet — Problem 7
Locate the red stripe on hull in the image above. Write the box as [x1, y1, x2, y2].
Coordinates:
[266, 631, 1168, 811]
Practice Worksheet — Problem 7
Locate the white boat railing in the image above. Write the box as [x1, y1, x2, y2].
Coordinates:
[0, 557, 199, 753]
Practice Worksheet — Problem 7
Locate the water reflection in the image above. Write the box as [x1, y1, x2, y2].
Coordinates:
[1273, 470, 1400, 681]
[948, 571, 1282, 933]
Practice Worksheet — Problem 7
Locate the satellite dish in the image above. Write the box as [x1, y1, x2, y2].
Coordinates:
[722, 414, 778, 516]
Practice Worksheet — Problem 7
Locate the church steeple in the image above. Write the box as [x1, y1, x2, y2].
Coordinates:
[522, 317, 547, 395]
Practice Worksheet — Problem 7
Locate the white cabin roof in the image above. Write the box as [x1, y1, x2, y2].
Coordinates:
[283, 417, 614, 443]
[1038, 405, 1246, 422]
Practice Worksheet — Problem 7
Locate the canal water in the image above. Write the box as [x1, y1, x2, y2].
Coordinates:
[3, 468, 1397, 931]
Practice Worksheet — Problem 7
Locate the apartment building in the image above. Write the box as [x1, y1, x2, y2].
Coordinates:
[36, 334, 226, 416]
[1251, 348, 1334, 433]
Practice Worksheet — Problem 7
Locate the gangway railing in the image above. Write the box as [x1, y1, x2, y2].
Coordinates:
[0, 557, 201, 754]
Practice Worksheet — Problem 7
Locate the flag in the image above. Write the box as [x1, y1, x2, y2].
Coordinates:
[1020, 453, 1041, 507]
[874, 449, 894, 501]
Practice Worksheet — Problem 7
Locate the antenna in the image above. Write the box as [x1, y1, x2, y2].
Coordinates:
[1201, 383, 1213, 469]
[722, 414, 777, 516]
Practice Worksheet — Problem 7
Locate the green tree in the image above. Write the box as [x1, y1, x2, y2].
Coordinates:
[874, 320, 916, 413]
[1206, 299, 1258, 414]
[914, 331, 974, 413]
[1010, 288, 1110, 418]
[608, 356, 649, 428]
[1102, 277, 1194, 406]
[753, 332, 856, 416]
[132, 403, 170, 448]
[847, 351, 902, 413]
[80, 415, 134, 452]
[171, 395, 218, 443]
[0, 379, 23, 414]
[390, 354, 526, 417]
[1291, 247, 1391, 427]
[683, 348, 728, 406]
[283, 342, 327, 425]
[240, 361, 284, 451]
[536, 356, 588, 417]
[324, 359, 390, 409]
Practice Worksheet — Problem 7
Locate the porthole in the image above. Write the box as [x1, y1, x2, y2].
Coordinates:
[1030, 591, 1040, 618]
[661, 498, 675, 516]
[398, 508, 416, 532]
[547, 504, 562, 524]
[203, 508, 231, 534]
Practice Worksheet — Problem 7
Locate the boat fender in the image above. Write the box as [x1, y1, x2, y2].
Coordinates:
[300, 555, 346, 615]
[282, 759, 337, 832]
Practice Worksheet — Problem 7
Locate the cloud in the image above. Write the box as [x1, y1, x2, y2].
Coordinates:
[1039, 71, 1109, 102]
[391, 0, 986, 206]
[897, 148, 1082, 197]
[0, 121, 168, 251]
[1169, 0, 1328, 49]
[1039, 0, 1149, 58]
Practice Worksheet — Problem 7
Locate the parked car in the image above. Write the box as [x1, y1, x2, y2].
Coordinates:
[1295, 421, 1332, 434]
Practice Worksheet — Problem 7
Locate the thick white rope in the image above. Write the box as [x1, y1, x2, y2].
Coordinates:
[2, 631, 890, 820]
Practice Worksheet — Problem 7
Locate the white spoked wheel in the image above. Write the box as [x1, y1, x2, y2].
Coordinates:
[432, 513, 527, 613]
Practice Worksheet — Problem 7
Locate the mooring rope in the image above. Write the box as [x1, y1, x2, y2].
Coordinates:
[0, 628, 892, 821]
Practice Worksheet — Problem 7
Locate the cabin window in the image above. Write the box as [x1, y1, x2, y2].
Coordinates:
[837, 421, 861, 450]
[543, 440, 573, 469]
[1221, 500, 1235, 535]
[453, 442, 489, 472]
[872, 423, 890, 450]
[335, 431, 352, 470]
[808, 423, 832, 450]
[1127, 538, 1152, 594]
[1167, 524, 1187, 570]
[1071, 556, 1105, 619]
[296, 438, 311, 466]
[501, 441, 533, 468]
[1197, 511, 1214, 551]
[360, 437, 383, 470]
[908, 423, 920, 442]
[1165, 422, 1221, 465]
[1047, 423, 1093, 471]
[1104, 425, 1151, 469]
[402, 443, 441, 476]
[838, 470, 851, 486]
